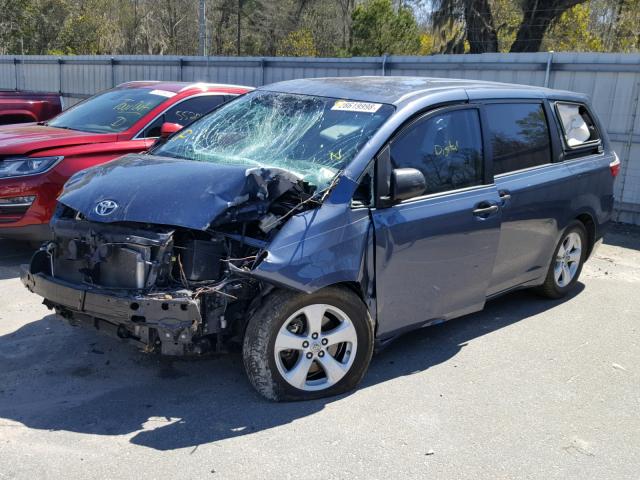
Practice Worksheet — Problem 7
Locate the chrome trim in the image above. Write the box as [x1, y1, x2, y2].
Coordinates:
[494, 151, 607, 180]
[494, 162, 559, 179]
[396, 182, 496, 206]
[0, 202, 34, 209]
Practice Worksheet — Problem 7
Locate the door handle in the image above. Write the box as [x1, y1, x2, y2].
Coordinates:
[498, 190, 511, 206]
[472, 203, 499, 218]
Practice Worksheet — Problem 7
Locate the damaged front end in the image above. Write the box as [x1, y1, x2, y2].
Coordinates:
[21, 162, 322, 356]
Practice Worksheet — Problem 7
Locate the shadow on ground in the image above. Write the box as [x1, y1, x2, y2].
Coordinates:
[604, 222, 640, 250]
[0, 284, 584, 451]
[0, 239, 35, 280]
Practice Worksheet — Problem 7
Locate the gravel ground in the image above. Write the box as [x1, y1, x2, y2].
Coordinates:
[0, 225, 638, 480]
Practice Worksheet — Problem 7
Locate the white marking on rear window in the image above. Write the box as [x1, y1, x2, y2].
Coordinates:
[149, 89, 176, 98]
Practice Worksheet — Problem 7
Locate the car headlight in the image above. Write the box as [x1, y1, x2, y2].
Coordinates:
[0, 156, 63, 179]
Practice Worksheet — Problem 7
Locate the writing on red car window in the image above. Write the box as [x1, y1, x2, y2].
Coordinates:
[110, 116, 127, 128]
[114, 99, 155, 115]
[175, 110, 204, 122]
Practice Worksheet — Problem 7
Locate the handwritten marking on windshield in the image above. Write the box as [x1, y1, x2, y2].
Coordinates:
[110, 116, 127, 128]
[329, 149, 342, 162]
[114, 99, 154, 115]
[434, 140, 459, 157]
[176, 129, 193, 140]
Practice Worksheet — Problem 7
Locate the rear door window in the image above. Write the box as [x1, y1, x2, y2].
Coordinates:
[390, 108, 484, 195]
[142, 95, 228, 138]
[485, 103, 552, 175]
[555, 102, 600, 148]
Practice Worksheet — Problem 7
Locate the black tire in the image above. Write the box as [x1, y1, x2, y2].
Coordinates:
[242, 286, 375, 401]
[537, 221, 588, 299]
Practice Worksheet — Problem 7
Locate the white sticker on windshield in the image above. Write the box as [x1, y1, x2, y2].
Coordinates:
[149, 89, 176, 98]
[331, 100, 382, 113]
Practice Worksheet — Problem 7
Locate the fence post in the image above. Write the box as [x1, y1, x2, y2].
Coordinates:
[57, 57, 63, 95]
[260, 58, 265, 86]
[381, 54, 388, 76]
[13, 56, 19, 90]
[544, 51, 554, 88]
[110, 57, 115, 87]
[179, 58, 184, 81]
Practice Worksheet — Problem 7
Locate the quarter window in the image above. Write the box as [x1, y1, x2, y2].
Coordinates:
[485, 103, 551, 175]
[390, 109, 484, 195]
[555, 102, 600, 147]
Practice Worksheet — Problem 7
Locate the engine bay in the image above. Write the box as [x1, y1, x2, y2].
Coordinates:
[24, 167, 325, 355]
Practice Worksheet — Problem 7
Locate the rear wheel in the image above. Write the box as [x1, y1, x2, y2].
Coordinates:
[537, 221, 587, 299]
[242, 287, 374, 401]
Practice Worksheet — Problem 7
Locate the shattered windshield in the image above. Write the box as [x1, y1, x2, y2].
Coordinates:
[153, 90, 394, 189]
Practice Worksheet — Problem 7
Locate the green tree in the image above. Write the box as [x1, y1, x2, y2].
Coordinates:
[543, 3, 605, 52]
[22, 0, 71, 54]
[510, 0, 589, 52]
[350, 0, 421, 56]
[54, 0, 109, 54]
[277, 28, 317, 56]
[430, 0, 499, 53]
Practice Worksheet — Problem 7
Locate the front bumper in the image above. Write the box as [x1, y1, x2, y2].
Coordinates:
[21, 267, 208, 355]
[0, 223, 52, 241]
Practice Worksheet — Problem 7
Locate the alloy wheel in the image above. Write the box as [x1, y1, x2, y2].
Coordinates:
[554, 232, 582, 287]
[274, 304, 358, 391]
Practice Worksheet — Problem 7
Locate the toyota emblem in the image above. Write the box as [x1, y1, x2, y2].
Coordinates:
[94, 199, 118, 216]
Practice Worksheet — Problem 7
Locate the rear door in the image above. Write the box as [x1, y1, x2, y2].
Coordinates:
[372, 105, 502, 338]
[484, 100, 571, 295]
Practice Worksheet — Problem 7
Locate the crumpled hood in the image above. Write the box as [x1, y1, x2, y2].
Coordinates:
[0, 124, 115, 155]
[58, 154, 302, 230]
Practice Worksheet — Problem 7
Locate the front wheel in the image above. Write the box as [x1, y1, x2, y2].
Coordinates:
[537, 221, 587, 299]
[242, 287, 374, 401]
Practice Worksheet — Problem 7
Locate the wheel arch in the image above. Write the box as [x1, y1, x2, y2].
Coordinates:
[331, 281, 377, 330]
[0, 111, 38, 125]
[574, 211, 597, 259]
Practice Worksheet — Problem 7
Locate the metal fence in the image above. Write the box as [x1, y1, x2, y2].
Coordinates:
[1, 52, 639, 224]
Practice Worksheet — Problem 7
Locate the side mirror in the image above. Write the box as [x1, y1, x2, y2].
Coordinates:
[390, 168, 426, 202]
[160, 122, 183, 139]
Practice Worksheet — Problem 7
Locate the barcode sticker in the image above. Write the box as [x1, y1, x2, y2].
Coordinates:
[331, 100, 382, 113]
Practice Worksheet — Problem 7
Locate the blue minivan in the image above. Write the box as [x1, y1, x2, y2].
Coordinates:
[22, 77, 620, 400]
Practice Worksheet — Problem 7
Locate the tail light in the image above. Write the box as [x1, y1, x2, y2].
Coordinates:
[610, 153, 621, 177]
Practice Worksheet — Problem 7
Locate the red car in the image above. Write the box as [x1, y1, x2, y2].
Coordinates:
[0, 90, 63, 125]
[0, 81, 252, 241]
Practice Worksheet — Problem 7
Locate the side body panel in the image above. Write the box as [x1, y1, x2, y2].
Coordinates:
[372, 186, 502, 338]
[0, 92, 62, 124]
[476, 93, 616, 295]
[488, 163, 576, 294]
[252, 193, 374, 296]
